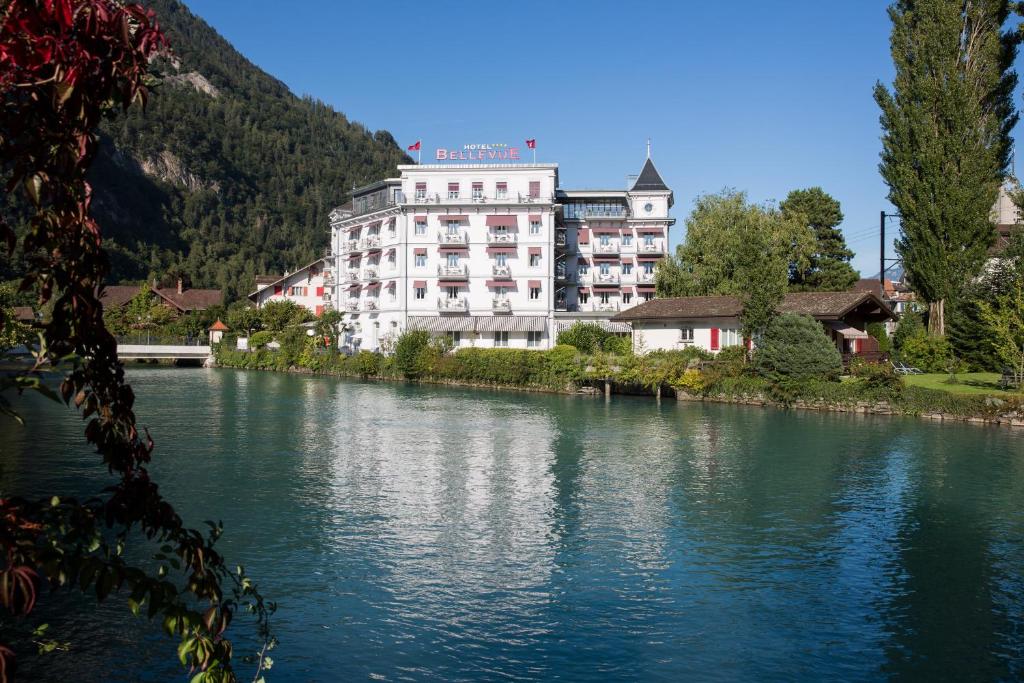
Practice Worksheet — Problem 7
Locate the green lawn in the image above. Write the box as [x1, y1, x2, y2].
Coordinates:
[903, 372, 1021, 396]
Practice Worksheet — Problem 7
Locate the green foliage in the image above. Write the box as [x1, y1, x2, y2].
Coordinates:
[258, 300, 311, 332]
[225, 301, 261, 336]
[892, 309, 924, 352]
[714, 345, 748, 378]
[875, 1, 1019, 334]
[754, 313, 842, 381]
[556, 322, 628, 354]
[898, 333, 953, 373]
[849, 358, 905, 397]
[866, 322, 892, 354]
[780, 187, 858, 291]
[352, 351, 382, 377]
[977, 280, 1024, 383]
[249, 331, 274, 349]
[393, 330, 431, 379]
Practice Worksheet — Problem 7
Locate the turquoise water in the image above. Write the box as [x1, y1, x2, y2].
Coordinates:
[1, 367, 1023, 681]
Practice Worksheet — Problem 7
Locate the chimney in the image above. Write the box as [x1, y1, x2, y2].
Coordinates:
[177, 278, 183, 295]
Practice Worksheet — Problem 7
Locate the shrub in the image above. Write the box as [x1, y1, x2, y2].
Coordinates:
[898, 333, 952, 373]
[754, 313, 842, 381]
[249, 330, 274, 349]
[674, 368, 707, 393]
[866, 322, 892, 353]
[603, 334, 633, 356]
[393, 330, 431, 379]
[849, 358, 904, 396]
[557, 322, 607, 354]
[714, 345, 748, 377]
[892, 309, 924, 352]
[352, 351, 382, 377]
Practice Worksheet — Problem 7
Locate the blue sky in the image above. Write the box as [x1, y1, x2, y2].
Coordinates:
[182, 0, 1023, 277]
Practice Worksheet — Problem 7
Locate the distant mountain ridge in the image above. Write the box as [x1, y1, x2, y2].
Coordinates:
[86, 0, 409, 299]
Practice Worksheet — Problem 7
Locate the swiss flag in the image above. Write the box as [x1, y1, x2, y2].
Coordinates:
[525, 138, 536, 149]
[407, 140, 421, 151]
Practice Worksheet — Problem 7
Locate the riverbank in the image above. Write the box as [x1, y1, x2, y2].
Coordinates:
[213, 346, 1024, 428]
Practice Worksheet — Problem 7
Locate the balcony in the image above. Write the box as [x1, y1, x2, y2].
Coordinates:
[594, 242, 620, 254]
[413, 193, 551, 205]
[438, 297, 469, 313]
[362, 299, 379, 312]
[492, 298, 512, 313]
[488, 232, 517, 245]
[636, 271, 656, 284]
[437, 231, 468, 245]
[555, 269, 576, 283]
[345, 299, 359, 312]
[323, 272, 336, 285]
[360, 235, 381, 250]
[576, 271, 591, 283]
[555, 233, 567, 247]
[362, 268, 379, 281]
[346, 239, 359, 253]
[438, 264, 469, 279]
[346, 270, 361, 283]
[492, 264, 512, 277]
[594, 302, 620, 312]
[322, 291, 333, 301]
[638, 240, 664, 254]
[594, 272, 620, 285]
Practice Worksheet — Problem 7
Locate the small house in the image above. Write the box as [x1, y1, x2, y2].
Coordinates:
[612, 290, 897, 357]
[248, 259, 329, 316]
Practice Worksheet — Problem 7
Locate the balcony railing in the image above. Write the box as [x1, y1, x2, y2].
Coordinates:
[492, 299, 512, 313]
[437, 264, 469, 278]
[638, 240, 664, 253]
[360, 235, 381, 250]
[594, 302, 620, 312]
[437, 231, 468, 245]
[413, 193, 552, 205]
[346, 270, 360, 283]
[438, 297, 469, 312]
[577, 272, 591, 283]
[555, 270, 576, 283]
[362, 268, 379, 281]
[594, 272, 619, 284]
[636, 271, 656, 283]
[345, 300, 359, 312]
[346, 239, 359, 253]
[362, 300, 379, 311]
[554, 234, 567, 246]
[594, 242, 620, 254]
[492, 264, 512, 277]
[488, 232, 517, 245]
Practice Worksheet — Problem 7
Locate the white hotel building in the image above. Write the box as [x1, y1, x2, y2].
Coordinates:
[325, 156, 674, 351]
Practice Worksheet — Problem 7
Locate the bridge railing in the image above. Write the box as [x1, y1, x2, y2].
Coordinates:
[115, 335, 205, 347]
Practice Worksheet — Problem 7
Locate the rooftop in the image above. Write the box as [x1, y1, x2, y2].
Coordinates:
[612, 291, 897, 323]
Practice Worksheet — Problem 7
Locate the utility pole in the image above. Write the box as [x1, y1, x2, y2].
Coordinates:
[879, 210, 902, 298]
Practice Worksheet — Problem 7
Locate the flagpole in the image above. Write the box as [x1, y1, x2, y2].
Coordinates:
[418, 147, 421, 164]
[533, 146, 536, 164]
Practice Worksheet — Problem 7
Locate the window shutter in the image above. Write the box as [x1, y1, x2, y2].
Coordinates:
[273, 285, 282, 295]
[315, 286, 324, 297]
[710, 327, 720, 351]
[315, 305, 324, 316]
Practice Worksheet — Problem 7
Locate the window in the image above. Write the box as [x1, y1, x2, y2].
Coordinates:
[680, 327, 694, 343]
[622, 293, 632, 305]
[643, 262, 655, 274]
[495, 286, 509, 298]
[415, 254, 426, 267]
[388, 220, 396, 235]
[578, 264, 589, 275]
[599, 262, 610, 275]
[527, 331, 542, 347]
[496, 182, 508, 199]
[579, 292, 590, 304]
[415, 220, 426, 235]
[530, 220, 541, 235]
[722, 328, 742, 347]
[599, 292, 610, 304]
[494, 331, 509, 347]
[415, 182, 426, 200]
[622, 264, 633, 275]
[530, 254, 541, 267]
[530, 287, 541, 300]
[388, 251, 396, 265]
[447, 253, 459, 267]
[642, 293, 654, 302]
[644, 234, 655, 246]
[446, 286, 459, 299]
[472, 182, 483, 199]
[528, 181, 540, 198]
[447, 220, 460, 235]
[447, 182, 459, 199]
[494, 225, 508, 237]
[415, 287, 426, 300]
[495, 253, 507, 266]
[388, 286, 397, 302]
[447, 331, 461, 346]
[622, 234, 633, 246]
[600, 234, 610, 246]
[289, 286, 306, 296]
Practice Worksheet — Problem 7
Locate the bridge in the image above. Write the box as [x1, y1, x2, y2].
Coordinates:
[116, 337, 212, 363]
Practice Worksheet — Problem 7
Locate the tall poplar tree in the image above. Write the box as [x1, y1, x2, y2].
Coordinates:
[874, 0, 1019, 336]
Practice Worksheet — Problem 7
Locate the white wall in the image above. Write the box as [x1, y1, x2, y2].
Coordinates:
[633, 319, 744, 354]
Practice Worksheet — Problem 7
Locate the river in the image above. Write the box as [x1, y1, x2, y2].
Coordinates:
[1, 367, 1023, 681]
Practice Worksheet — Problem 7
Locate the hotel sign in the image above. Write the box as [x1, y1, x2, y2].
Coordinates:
[436, 143, 521, 162]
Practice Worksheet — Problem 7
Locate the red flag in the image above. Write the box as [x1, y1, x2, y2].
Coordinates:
[408, 140, 421, 151]
[525, 138, 536, 149]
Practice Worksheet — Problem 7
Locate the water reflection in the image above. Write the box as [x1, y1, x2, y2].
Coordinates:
[0, 368, 1022, 682]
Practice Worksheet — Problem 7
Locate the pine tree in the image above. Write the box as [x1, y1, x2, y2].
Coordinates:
[874, 0, 1019, 336]
[780, 187, 858, 291]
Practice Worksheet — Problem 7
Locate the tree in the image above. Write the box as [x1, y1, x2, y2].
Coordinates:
[656, 190, 813, 340]
[754, 313, 843, 381]
[258, 299, 311, 332]
[875, 0, 1020, 336]
[978, 280, 1024, 384]
[780, 188, 858, 291]
[0, 3, 271, 679]
[393, 330, 431, 379]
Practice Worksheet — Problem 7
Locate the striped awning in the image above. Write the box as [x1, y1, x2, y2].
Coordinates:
[407, 316, 476, 332]
[554, 320, 632, 334]
[829, 321, 869, 339]
[475, 316, 547, 332]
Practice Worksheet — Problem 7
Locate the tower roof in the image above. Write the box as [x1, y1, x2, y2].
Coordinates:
[630, 158, 669, 192]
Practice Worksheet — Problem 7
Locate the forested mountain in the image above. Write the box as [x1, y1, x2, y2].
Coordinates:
[80, 0, 409, 299]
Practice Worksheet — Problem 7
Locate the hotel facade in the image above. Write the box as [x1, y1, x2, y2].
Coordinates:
[324, 155, 674, 352]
